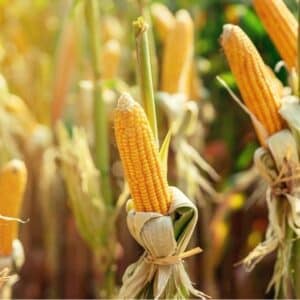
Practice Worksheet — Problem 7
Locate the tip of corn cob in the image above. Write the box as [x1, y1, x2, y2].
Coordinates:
[151, 3, 175, 41]
[116, 92, 136, 111]
[0, 159, 27, 256]
[221, 24, 235, 41]
[1, 160, 27, 179]
[175, 9, 193, 24]
[221, 24, 247, 49]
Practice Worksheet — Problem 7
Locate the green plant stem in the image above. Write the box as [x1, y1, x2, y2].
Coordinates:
[137, 0, 158, 91]
[85, 0, 112, 207]
[292, 237, 300, 298]
[133, 17, 159, 145]
[85, 1, 115, 297]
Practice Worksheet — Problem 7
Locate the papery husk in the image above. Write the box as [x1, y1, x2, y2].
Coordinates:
[56, 123, 107, 249]
[279, 96, 300, 144]
[243, 129, 300, 295]
[0, 265, 16, 300]
[156, 92, 219, 203]
[119, 186, 208, 299]
[0, 239, 24, 298]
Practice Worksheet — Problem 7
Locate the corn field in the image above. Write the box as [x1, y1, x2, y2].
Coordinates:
[0, 0, 299, 298]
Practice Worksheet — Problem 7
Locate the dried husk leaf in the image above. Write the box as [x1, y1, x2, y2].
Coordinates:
[244, 128, 300, 295]
[0, 239, 24, 298]
[279, 97, 300, 144]
[156, 92, 218, 201]
[119, 186, 208, 299]
[56, 123, 107, 249]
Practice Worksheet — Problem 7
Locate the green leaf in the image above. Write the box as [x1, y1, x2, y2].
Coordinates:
[217, 72, 237, 89]
[159, 129, 172, 177]
[173, 208, 194, 240]
[236, 142, 257, 170]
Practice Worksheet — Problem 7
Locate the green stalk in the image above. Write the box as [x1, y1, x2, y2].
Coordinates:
[292, 237, 300, 298]
[85, 0, 112, 207]
[133, 17, 159, 145]
[85, 1, 115, 297]
[137, 0, 158, 91]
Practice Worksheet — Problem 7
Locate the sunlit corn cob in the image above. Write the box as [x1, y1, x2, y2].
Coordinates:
[221, 25, 284, 143]
[151, 3, 175, 42]
[114, 93, 170, 214]
[0, 160, 27, 256]
[253, 0, 298, 71]
[161, 10, 194, 97]
[102, 39, 121, 80]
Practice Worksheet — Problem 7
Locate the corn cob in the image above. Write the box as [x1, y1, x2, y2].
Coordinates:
[151, 3, 175, 42]
[0, 160, 27, 256]
[102, 39, 121, 80]
[161, 10, 194, 97]
[114, 93, 170, 214]
[221, 25, 284, 143]
[253, 0, 298, 71]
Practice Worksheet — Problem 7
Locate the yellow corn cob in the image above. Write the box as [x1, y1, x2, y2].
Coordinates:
[0, 160, 27, 256]
[253, 0, 298, 71]
[151, 3, 175, 42]
[221, 25, 284, 144]
[114, 93, 170, 214]
[161, 10, 194, 97]
[102, 39, 121, 80]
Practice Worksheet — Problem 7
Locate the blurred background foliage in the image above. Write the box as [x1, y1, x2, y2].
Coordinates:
[0, 0, 298, 298]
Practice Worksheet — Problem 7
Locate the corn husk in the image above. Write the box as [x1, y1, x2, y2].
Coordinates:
[157, 92, 219, 202]
[243, 126, 300, 295]
[0, 239, 24, 298]
[279, 97, 300, 143]
[119, 186, 208, 299]
[56, 123, 107, 249]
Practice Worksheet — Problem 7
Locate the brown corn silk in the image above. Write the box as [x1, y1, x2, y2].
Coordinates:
[0, 160, 27, 256]
[114, 93, 171, 215]
[253, 0, 298, 71]
[161, 10, 194, 97]
[221, 25, 284, 144]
